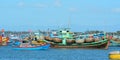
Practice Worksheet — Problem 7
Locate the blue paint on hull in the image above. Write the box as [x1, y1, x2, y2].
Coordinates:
[13, 44, 50, 50]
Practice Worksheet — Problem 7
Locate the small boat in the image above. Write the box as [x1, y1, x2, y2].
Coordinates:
[13, 40, 50, 50]
[109, 51, 120, 60]
[110, 40, 120, 47]
[13, 44, 50, 50]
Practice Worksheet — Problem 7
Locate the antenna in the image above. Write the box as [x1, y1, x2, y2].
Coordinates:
[47, 28, 50, 36]
[68, 16, 71, 29]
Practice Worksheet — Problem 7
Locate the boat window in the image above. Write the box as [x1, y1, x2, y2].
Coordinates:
[66, 30, 69, 32]
[60, 31, 62, 32]
[22, 41, 28, 43]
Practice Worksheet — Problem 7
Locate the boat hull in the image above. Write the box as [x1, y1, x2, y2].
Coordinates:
[13, 44, 50, 50]
[66, 39, 75, 44]
[110, 40, 120, 47]
[51, 39, 109, 49]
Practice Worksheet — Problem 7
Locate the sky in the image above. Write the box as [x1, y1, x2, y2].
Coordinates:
[0, 0, 120, 32]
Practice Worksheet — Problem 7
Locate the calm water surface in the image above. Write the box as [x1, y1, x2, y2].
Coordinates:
[0, 46, 119, 60]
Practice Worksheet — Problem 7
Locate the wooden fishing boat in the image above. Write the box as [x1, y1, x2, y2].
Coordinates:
[13, 40, 50, 50]
[110, 40, 120, 47]
[0, 29, 10, 46]
[51, 39, 110, 49]
[46, 28, 110, 49]
[13, 44, 50, 50]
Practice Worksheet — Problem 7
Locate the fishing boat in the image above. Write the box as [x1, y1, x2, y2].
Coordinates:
[49, 28, 110, 49]
[13, 44, 50, 50]
[108, 35, 120, 47]
[0, 29, 10, 46]
[52, 39, 110, 49]
[13, 40, 50, 50]
[110, 40, 120, 47]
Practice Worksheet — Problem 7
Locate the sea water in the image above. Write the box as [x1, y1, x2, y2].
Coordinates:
[0, 46, 119, 60]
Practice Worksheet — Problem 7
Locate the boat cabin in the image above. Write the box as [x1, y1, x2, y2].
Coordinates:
[58, 28, 73, 39]
[20, 40, 32, 47]
[33, 31, 44, 40]
[50, 30, 59, 38]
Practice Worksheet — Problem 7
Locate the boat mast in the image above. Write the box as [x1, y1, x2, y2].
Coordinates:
[47, 28, 50, 36]
[68, 16, 71, 29]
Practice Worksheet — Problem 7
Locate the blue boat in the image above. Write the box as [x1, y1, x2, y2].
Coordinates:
[13, 44, 50, 50]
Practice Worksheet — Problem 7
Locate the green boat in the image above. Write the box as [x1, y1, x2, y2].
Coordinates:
[110, 40, 120, 47]
[48, 28, 110, 49]
[52, 39, 109, 49]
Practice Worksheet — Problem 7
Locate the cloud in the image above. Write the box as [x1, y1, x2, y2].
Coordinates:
[54, 0, 62, 7]
[112, 8, 120, 13]
[69, 7, 78, 12]
[18, 2, 24, 7]
[34, 3, 47, 8]
[17, 2, 47, 8]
